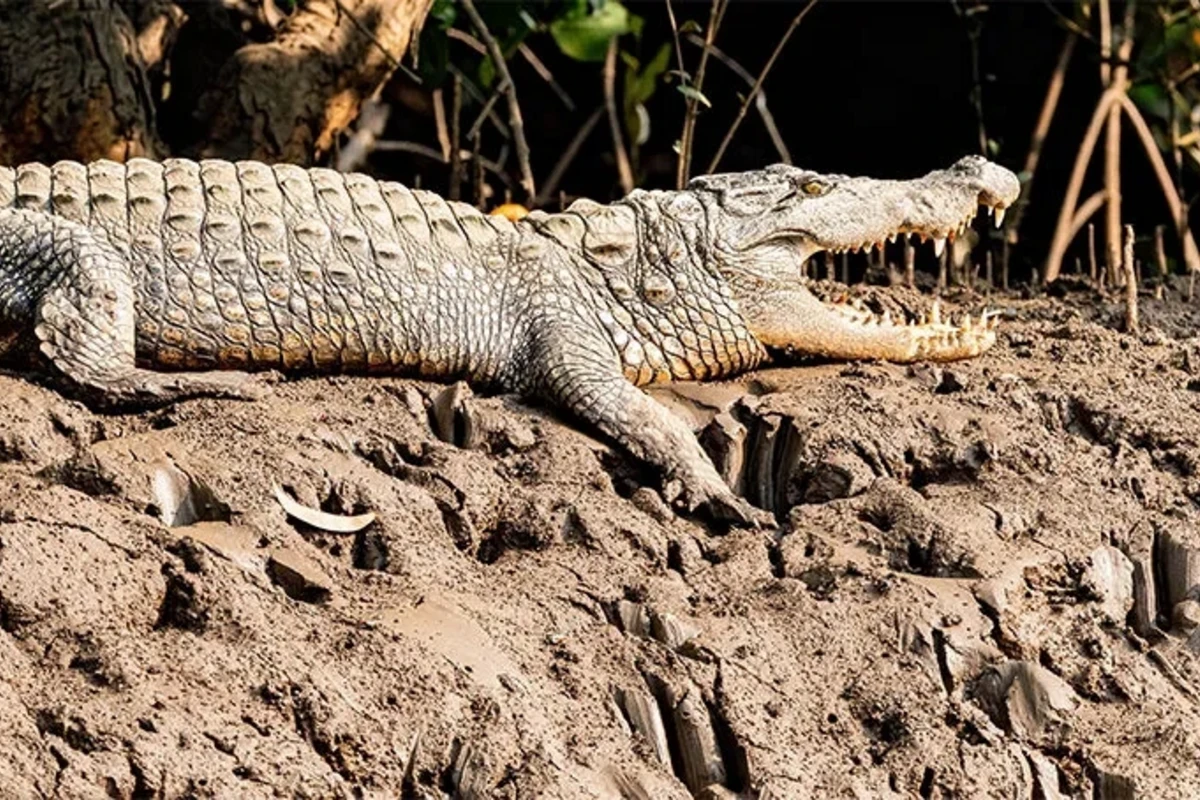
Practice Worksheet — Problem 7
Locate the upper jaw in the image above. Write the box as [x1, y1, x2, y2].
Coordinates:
[800, 157, 1021, 260]
[819, 195, 1013, 260]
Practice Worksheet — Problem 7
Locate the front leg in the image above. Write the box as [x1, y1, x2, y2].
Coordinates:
[529, 333, 774, 529]
[0, 209, 264, 407]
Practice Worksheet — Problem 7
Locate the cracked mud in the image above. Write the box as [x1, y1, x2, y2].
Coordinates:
[3, 283, 1200, 798]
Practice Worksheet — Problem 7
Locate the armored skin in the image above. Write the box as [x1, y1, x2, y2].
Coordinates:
[0, 156, 1019, 526]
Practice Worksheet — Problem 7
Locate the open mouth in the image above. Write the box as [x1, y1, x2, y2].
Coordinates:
[822, 196, 1011, 259]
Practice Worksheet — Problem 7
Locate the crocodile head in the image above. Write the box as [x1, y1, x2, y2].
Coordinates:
[689, 155, 1021, 358]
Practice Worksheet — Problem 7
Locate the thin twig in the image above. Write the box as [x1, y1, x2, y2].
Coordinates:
[432, 87, 450, 162]
[472, 131, 485, 209]
[447, 64, 510, 138]
[1155, 224, 1167, 300]
[1007, 29, 1077, 245]
[1039, 0, 1098, 44]
[664, 0, 687, 79]
[518, 44, 576, 111]
[1069, 189, 1107, 242]
[1102, 0, 1137, 290]
[904, 238, 915, 289]
[466, 78, 509, 142]
[706, 0, 816, 174]
[373, 140, 512, 188]
[1088, 222, 1098, 282]
[535, 106, 604, 208]
[459, 0, 536, 202]
[449, 73, 464, 201]
[1123, 224, 1139, 333]
[684, 33, 790, 164]
[449, 30, 576, 111]
[953, 0, 989, 155]
[448, 27, 486, 54]
[604, 38, 634, 195]
[676, 0, 726, 188]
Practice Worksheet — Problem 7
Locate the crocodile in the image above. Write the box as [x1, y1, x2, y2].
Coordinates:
[0, 156, 1018, 526]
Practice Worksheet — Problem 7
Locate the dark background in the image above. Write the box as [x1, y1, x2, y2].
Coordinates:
[384, 0, 1181, 284]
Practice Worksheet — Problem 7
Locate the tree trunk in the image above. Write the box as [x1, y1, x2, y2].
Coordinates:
[0, 0, 162, 164]
[196, 0, 433, 164]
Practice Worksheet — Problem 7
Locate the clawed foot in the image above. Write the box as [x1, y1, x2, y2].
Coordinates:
[77, 369, 271, 409]
[664, 472, 777, 530]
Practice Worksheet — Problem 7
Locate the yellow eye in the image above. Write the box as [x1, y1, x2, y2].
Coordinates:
[801, 180, 826, 196]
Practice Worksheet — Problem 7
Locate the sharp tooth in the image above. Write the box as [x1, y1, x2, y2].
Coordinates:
[881, 310, 893, 326]
[994, 207, 1006, 227]
[931, 300, 942, 324]
[933, 237, 946, 257]
[887, 233, 896, 244]
[986, 206, 993, 217]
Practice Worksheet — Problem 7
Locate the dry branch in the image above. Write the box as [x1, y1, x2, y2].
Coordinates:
[684, 33, 790, 164]
[604, 38, 634, 195]
[1088, 222, 1098, 282]
[1069, 190, 1108, 243]
[1104, 0, 1137, 288]
[706, 0, 816, 174]
[1155, 224, 1167, 300]
[459, 0, 536, 203]
[1123, 224, 1138, 333]
[449, 74, 464, 201]
[675, 0, 726, 188]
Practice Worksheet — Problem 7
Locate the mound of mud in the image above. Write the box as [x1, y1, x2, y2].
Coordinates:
[3, 287, 1200, 798]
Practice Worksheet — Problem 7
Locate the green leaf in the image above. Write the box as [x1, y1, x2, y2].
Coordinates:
[428, 0, 456, 27]
[623, 42, 671, 143]
[624, 43, 671, 108]
[549, 0, 633, 62]
[1129, 82, 1172, 124]
[479, 55, 495, 89]
[677, 84, 711, 108]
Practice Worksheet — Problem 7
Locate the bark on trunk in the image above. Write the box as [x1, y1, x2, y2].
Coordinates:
[196, 0, 433, 164]
[0, 0, 162, 164]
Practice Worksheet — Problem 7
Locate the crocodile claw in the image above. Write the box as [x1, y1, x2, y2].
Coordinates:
[667, 472, 777, 530]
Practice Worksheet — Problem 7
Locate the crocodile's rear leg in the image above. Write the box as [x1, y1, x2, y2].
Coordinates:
[531, 334, 775, 529]
[0, 209, 264, 406]
[741, 283, 998, 363]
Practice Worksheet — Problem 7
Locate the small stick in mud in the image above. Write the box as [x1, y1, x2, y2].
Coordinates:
[1123, 224, 1138, 334]
[1155, 224, 1168, 301]
[1088, 222, 1098, 283]
[904, 238, 915, 288]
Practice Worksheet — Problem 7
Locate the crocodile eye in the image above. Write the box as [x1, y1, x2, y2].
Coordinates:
[801, 180, 827, 196]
